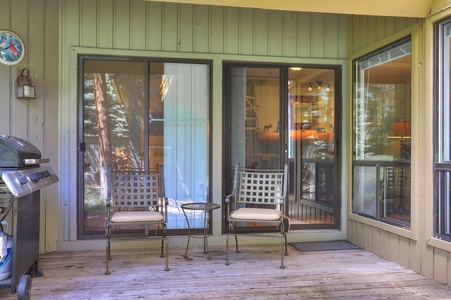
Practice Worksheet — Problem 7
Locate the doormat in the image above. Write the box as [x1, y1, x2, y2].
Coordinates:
[289, 240, 361, 252]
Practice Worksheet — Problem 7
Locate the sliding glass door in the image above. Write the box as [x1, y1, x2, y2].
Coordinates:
[224, 63, 341, 230]
[79, 57, 210, 237]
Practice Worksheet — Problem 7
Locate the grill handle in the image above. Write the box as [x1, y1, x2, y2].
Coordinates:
[23, 158, 50, 165]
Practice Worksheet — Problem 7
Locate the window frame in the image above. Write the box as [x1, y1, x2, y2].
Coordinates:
[351, 37, 412, 228]
[434, 18, 451, 241]
[77, 54, 213, 238]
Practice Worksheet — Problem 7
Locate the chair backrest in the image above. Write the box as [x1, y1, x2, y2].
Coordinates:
[233, 163, 288, 208]
[107, 165, 165, 211]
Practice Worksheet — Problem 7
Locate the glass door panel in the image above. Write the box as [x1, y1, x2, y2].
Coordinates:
[287, 68, 336, 226]
[230, 66, 281, 170]
[226, 64, 340, 230]
[80, 58, 210, 237]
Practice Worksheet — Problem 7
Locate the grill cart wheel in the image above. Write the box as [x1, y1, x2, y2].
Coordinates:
[17, 274, 32, 300]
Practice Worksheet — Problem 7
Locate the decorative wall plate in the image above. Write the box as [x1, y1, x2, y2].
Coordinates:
[0, 30, 25, 65]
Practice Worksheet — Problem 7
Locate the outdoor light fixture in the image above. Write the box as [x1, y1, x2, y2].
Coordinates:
[290, 67, 302, 71]
[16, 68, 36, 100]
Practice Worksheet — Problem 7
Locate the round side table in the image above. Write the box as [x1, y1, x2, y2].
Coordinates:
[181, 202, 220, 260]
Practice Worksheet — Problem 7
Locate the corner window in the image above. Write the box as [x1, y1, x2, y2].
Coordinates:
[435, 20, 451, 239]
[352, 38, 412, 228]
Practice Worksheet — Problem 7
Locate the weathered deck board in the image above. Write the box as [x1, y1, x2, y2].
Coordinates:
[1, 245, 451, 299]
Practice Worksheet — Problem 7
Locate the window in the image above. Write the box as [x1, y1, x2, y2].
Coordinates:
[352, 38, 412, 228]
[435, 20, 451, 239]
[79, 57, 211, 237]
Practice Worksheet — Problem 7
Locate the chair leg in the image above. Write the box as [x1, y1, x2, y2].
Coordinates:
[234, 235, 240, 253]
[225, 233, 230, 266]
[284, 232, 289, 256]
[160, 237, 165, 258]
[105, 239, 111, 275]
[164, 236, 170, 271]
[280, 233, 285, 269]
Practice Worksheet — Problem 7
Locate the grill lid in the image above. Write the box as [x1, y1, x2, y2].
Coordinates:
[0, 135, 41, 168]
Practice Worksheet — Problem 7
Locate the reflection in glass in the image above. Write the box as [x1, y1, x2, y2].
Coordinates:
[81, 59, 210, 236]
[353, 38, 411, 227]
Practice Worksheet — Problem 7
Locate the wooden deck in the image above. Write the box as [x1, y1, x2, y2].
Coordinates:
[1, 244, 451, 299]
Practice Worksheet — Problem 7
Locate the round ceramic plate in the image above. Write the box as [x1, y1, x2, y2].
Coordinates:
[0, 30, 25, 65]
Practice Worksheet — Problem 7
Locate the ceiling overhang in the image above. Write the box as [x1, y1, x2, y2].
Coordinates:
[145, 0, 433, 18]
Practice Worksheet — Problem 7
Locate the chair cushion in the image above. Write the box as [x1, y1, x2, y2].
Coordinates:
[230, 207, 282, 221]
[110, 211, 164, 223]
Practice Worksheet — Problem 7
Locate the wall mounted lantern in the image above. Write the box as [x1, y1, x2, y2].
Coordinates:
[16, 68, 36, 100]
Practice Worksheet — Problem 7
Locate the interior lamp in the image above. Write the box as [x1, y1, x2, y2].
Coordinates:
[317, 81, 322, 90]
[16, 68, 36, 100]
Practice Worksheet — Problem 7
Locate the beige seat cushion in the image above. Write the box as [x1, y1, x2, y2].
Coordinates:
[230, 207, 282, 221]
[110, 211, 164, 223]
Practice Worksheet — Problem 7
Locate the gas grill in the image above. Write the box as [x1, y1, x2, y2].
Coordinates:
[0, 135, 58, 197]
[0, 135, 59, 299]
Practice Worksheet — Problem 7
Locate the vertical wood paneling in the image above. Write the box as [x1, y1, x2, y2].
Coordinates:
[162, 3, 178, 52]
[0, 0, 12, 135]
[297, 12, 311, 57]
[29, 0, 46, 254]
[268, 10, 283, 56]
[325, 14, 339, 58]
[370, 227, 380, 255]
[239, 8, 254, 55]
[80, 0, 97, 47]
[147, 2, 162, 51]
[254, 9, 268, 56]
[376, 17, 387, 42]
[179, 4, 194, 52]
[0, 0, 14, 135]
[379, 230, 389, 259]
[29, 0, 45, 148]
[448, 254, 451, 286]
[363, 224, 372, 249]
[282, 11, 296, 57]
[10, 0, 28, 138]
[224, 7, 239, 54]
[43, 0, 60, 252]
[434, 248, 448, 283]
[388, 233, 399, 262]
[338, 15, 347, 59]
[360, 16, 369, 49]
[60, 0, 80, 242]
[98, 0, 114, 48]
[384, 17, 396, 37]
[130, 0, 146, 50]
[409, 239, 421, 273]
[209, 6, 224, 53]
[355, 221, 364, 247]
[113, 0, 130, 49]
[194, 5, 209, 53]
[367, 16, 376, 45]
[398, 236, 410, 268]
[311, 13, 325, 58]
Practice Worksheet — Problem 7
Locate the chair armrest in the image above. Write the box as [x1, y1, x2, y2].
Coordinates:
[225, 193, 234, 204]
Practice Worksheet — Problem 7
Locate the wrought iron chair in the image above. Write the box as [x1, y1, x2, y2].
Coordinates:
[225, 162, 289, 269]
[105, 165, 169, 274]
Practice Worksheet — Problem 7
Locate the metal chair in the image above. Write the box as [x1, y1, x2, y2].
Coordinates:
[225, 162, 289, 269]
[105, 165, 169, 274]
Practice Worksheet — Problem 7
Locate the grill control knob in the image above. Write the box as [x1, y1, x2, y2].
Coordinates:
[29, 173, 39, 183]
[18, 176, 28, 185]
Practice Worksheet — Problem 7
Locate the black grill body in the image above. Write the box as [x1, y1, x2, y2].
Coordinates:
[0, 135, 58, 297]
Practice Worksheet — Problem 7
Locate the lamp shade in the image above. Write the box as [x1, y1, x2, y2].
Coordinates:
[390, 121, 410, 137]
